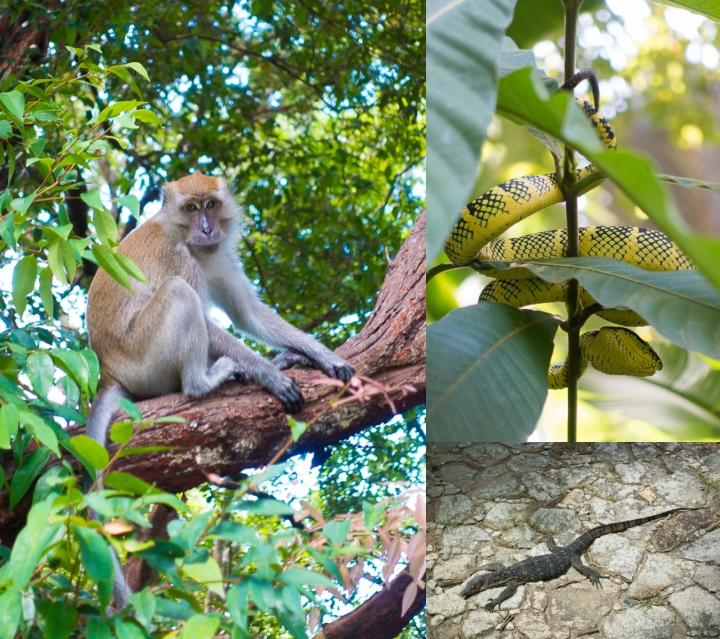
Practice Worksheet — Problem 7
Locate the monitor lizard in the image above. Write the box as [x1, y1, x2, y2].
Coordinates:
[461, 507, 703, 610]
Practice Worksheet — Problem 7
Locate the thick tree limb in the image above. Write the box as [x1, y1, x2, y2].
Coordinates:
[0, 213, 426, 544]
[320, 571, 426, 639]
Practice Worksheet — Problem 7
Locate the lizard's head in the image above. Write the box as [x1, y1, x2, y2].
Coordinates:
[461, 572, 498, 598]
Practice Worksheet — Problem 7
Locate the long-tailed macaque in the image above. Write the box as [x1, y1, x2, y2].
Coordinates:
[84, 172, 355, 604]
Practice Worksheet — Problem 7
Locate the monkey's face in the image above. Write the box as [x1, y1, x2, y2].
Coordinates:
[183, 198, 225, 251]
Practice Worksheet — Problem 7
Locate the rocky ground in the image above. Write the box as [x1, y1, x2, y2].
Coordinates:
[427, 443, 720, 639]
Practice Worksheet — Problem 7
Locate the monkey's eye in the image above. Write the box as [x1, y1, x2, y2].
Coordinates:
[205, 200, 215, 209]
[187, 203, 198, 212]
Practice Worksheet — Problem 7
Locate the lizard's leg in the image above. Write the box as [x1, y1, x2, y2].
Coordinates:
[571, 553, 610, 588]
[461, 564, 505, 598]
[484, 582, 518, 612]
[545, 536, 562, 553]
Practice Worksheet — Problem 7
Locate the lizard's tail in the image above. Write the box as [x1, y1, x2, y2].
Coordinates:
[583, 507, 703, 543]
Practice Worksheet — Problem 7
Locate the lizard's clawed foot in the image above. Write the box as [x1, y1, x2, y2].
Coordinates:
[484, 601, 499, 612]
[590, 575, 610, 589]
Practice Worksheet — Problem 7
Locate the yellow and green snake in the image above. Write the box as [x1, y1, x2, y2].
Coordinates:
[445, 71, 694, 389]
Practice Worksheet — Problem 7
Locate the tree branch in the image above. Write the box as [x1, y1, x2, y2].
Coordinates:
[0, 213, 426, 545]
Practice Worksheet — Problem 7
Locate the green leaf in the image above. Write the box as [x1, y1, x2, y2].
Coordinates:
[0, 91, 25, 129]
[124, 62, 150, 81]
[52, 350, 89, 394]
[233, 498, 296, 516]
[660, 174, 720, 195]
[0, 211, 15, 248]
[0, 120, 11, 138]
[428, 304, 558, 441]
[496, 68, 720, 292]
[73, 524, 114, 608]
[8, 497, 61, 588]
[581, 339, 720, 437]
[21, 412, 60, 455]
[0, 590, 21, 638]
[95, 99, 145, 124]
[650, 0, 720, 22]
[515, 258, 720, 361]
[116, 194, 140, 218]
[10, 192, 36, 216]
[92, 207, 119, 245]
[38, 601, 78, 639]
[277, 568, 335, 589]
[226, 583, 249, 631]
[181, 557, 225, 599]
[38, 267, 54, 316]
[321, 519, 351, 546]
[104, 472, 155, 495]
[129, 590, 156, 630]
[287, 416, 308, 441]
[86, 619, 111, 639]
[47, 240, 68, 286]
[70, 435, 110, 470]
[363, 500, 385, 532]
[9, 447, 52, 510]
[109, 421, 134, 445]
[207, 521, 259, 545]
[115, 252, 149, 283]
[118, 397, 142, 420]
[427, 0, 518, 264]
[26, 352, 54, 397]
[0, 404, 18, 449]
[12, 255, 38, 316]
[133, 109, 161, 125]
[92, 245, 131, 290]
[115, 621, 151, 639]
[80, 348, 100, 394]
[178, 615, 221, 639]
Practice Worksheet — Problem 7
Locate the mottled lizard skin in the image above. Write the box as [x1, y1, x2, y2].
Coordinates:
[461, 508, 700, 610]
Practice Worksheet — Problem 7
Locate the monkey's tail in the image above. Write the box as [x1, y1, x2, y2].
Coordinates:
[84, 382, 134, 608]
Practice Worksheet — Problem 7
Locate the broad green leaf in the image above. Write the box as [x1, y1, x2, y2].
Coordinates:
[116, 194, 140, 218]
[124, 62, 150, 81]
[226, 583, 249, 631]
[178, 615, 220, 639]
[47, 240, 68, 285]
[321, 519, 351, 546]
[80, 188, 103, 210]
[287, 416, 308, 441]
[9, 447, 52, 510]
[0, 91, 24, 129]
[581, 340, 720, 437]
[8, 497, 61, 588]
[0, 404, 18, 448]
[233, 497, 296, 515]
[115, 252, 149, 283]
[427, 0, 518, 264]
[181, 557, 225, 599]
[0, 211, 15, 248]
[129, 590, 156, 630]
[38, 267, 54, 315]
[133, 109, 161, 125]
[12, 255, 38, 315]
[115, 621, 151, 639]
[92, 207, 119, 245]
[0, 590, 21, 638]
[60, 239, 77, 283]
[86, 619, 111, 639]
[207, 521, 259, 544]
[153, 598, 195, 621]
[363, 500, 385, 531]
[38, 601, 78, 639]
[513, 258, 720, 361]
[109, 421, 134, 444]
[104, 472, 155, 495]
[52, 350, 89, 394]
[26, 352, 54, 397]
[80, 348, 100, 394]
[92, 245, 132, 290]
[428, 304, 558, 441]
[118, 396, 142, 420]
[0, 120, 11, 138]
[496, 68, 720, 292]
[651, 0, 720, 22]
[96, 99, 145, 124]
[278, 568, 335, 589]
[10, 192, 36, 216]
[20, 412, 59, 455]
[73, 524, 114, 608]
[69, 435, 110, 470]
[167, 511, 212, 550]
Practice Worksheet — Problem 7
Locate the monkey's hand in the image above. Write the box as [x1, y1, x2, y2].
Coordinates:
[310, 351, 355, 383]
[257, 366, 305, 414]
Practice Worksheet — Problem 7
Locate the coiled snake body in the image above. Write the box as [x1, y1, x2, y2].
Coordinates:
[445, 74, 693, 389]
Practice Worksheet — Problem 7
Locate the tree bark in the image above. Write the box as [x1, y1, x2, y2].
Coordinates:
[0, 212, 426, 545]
[320, 571, 426, 639]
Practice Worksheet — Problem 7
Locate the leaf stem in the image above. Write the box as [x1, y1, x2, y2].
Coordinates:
[427, 262, 462, 281]
[562, 0, 584, 442]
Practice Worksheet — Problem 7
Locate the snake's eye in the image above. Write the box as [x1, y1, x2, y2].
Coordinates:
[187, 203, 198, 212]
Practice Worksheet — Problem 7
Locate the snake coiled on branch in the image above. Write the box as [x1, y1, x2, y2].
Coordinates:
[445, 70, 694, 389]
